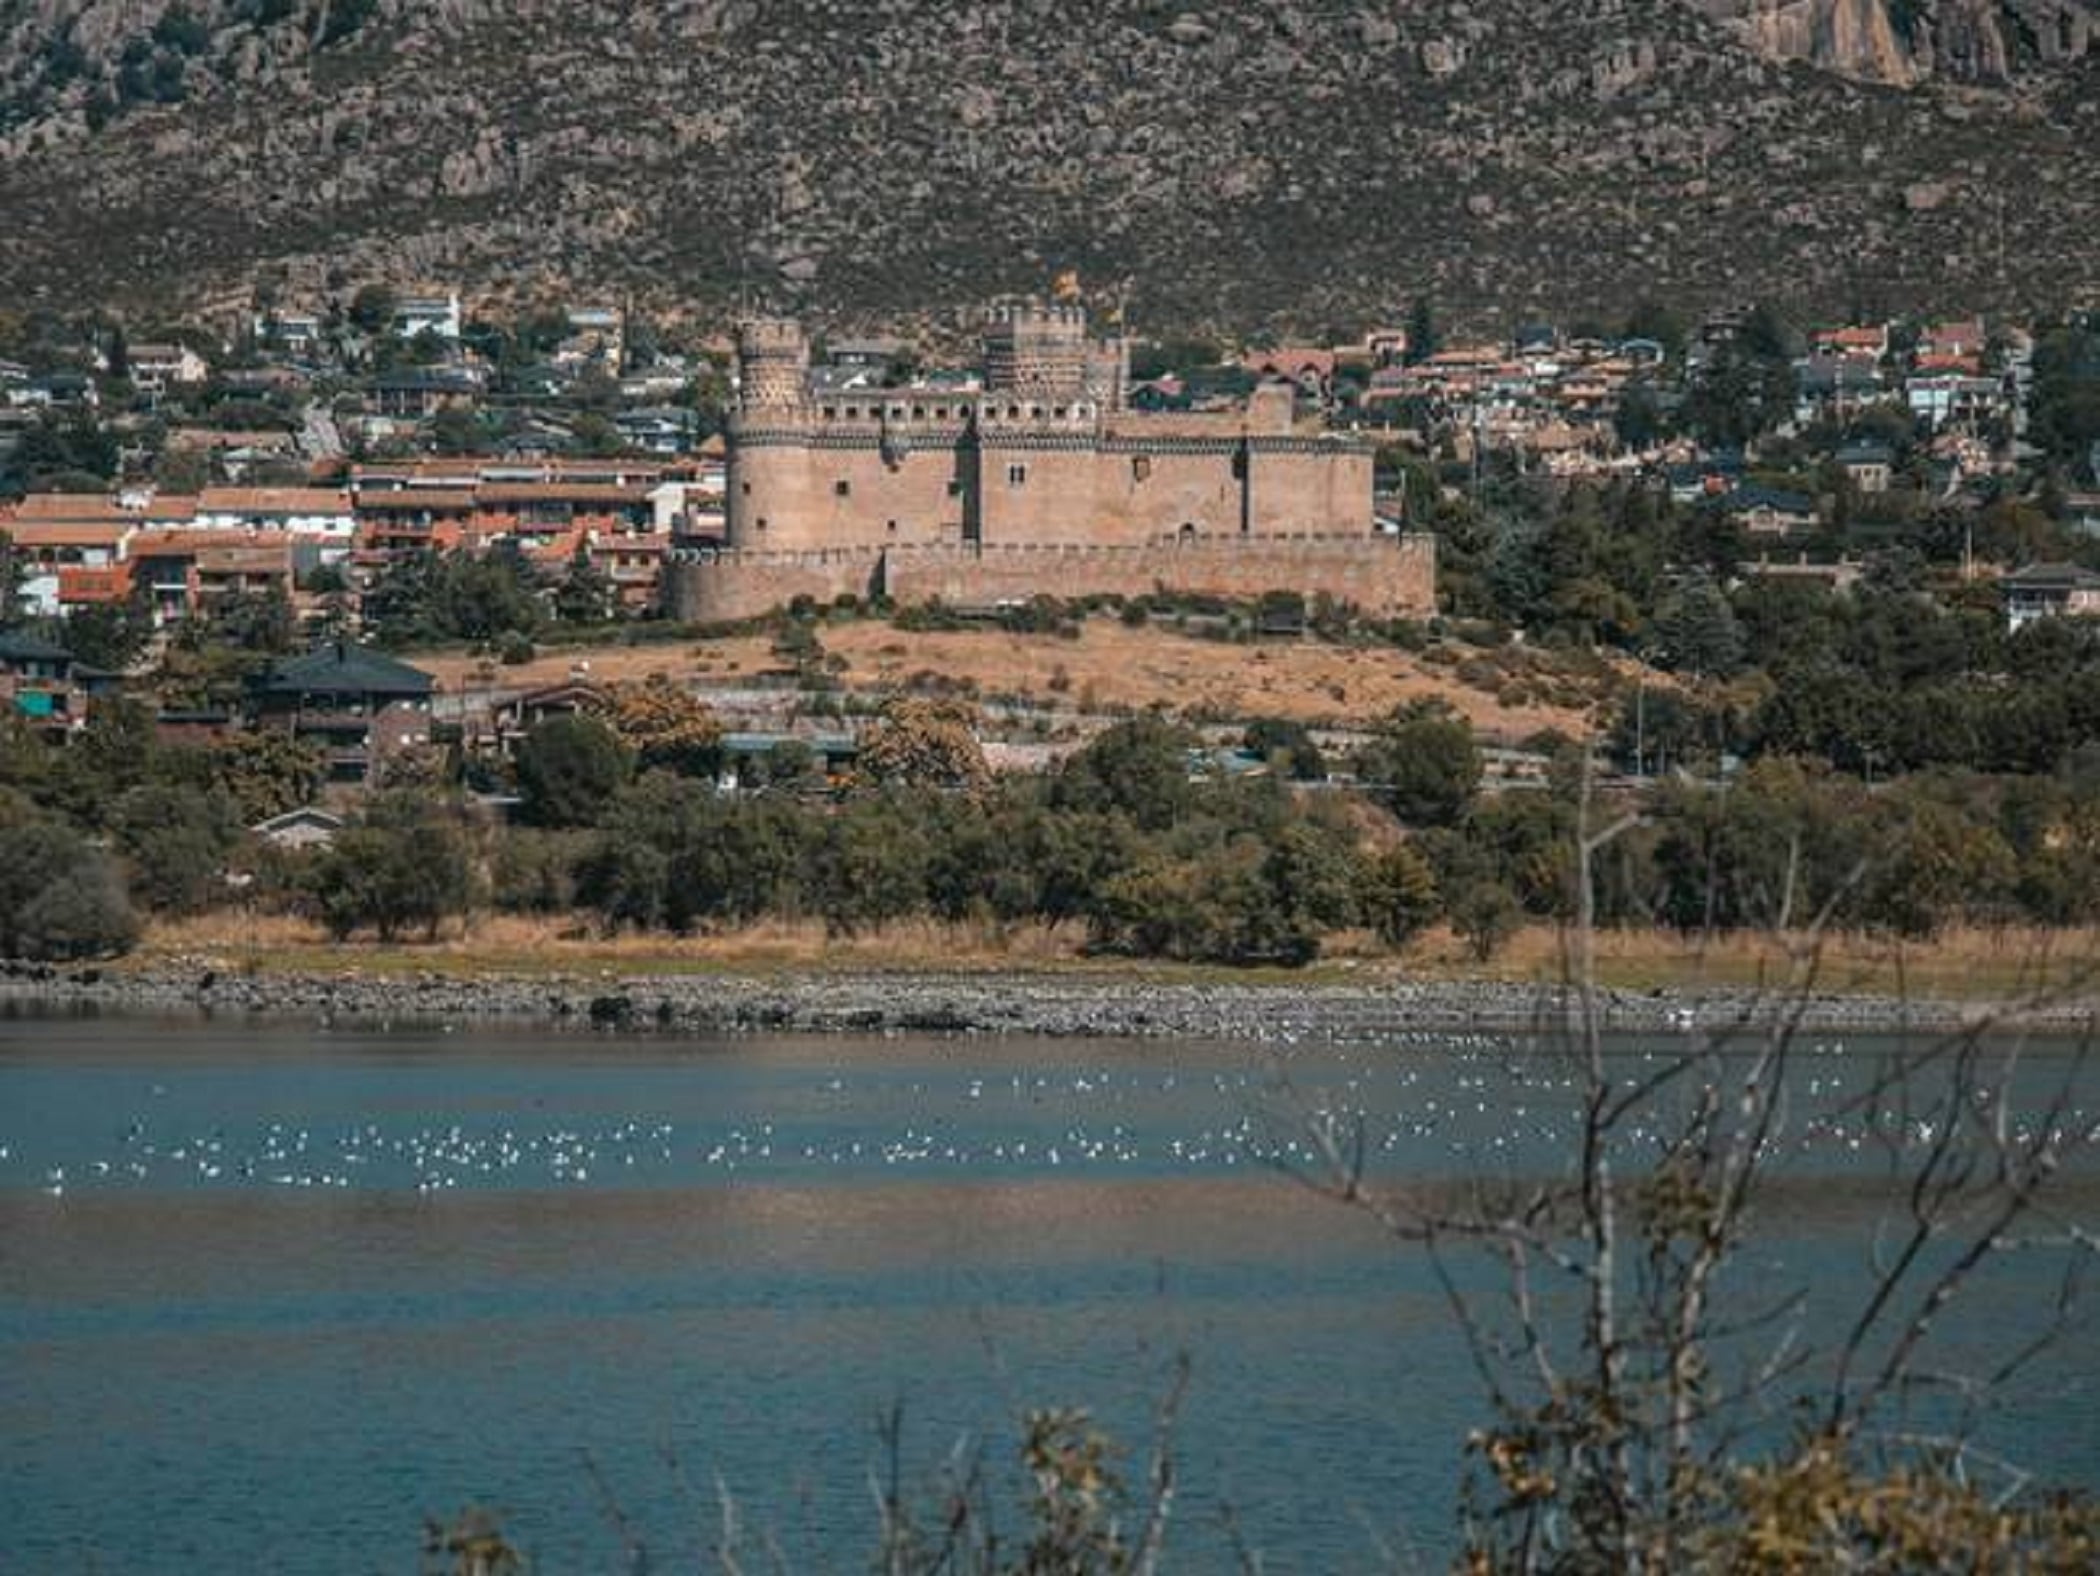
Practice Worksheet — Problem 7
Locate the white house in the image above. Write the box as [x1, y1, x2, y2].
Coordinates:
[2002, 563, 2100, 632]
[193, 488, 358, 544]
[394, 293, 463, 342]
[128, 343, 211, 394]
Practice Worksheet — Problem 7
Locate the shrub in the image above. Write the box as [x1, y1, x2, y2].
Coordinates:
[0, 822, 139, 960]
[1354, 699, 1483, 828]
[310, 798, 476, 942]
[514, 715, 633, 829]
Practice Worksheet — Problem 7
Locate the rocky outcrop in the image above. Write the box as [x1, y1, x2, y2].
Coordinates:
[1696, 1, 2096, 84]
[0, 2, 2094, 330]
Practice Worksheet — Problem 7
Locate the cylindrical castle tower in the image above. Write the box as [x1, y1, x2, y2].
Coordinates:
[727, 318, 811, 550]
[735, 318, 810, 412]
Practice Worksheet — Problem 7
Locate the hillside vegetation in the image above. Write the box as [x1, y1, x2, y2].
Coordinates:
[0, 1, 2094, 329]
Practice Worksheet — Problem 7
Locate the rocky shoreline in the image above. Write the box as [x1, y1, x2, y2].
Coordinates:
[3, 960, 2093, 1045]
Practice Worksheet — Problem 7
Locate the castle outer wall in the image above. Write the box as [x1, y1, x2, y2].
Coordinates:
[666, 534, 1438, 624]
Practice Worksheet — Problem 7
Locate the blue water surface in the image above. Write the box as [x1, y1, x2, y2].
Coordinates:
[2, 1009, 2094, 1573]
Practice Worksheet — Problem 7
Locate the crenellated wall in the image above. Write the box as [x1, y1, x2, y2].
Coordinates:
[666, 534, 1437, 624]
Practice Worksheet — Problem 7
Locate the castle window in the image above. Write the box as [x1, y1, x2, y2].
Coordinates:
[1132, 455, 1152, 482]
[1007, 464, 1028, 487]
[822, 406, 837, 419]
[946, 480, 963, 498]
[1053, 405, 1066, 419]
[846, 405, 861, 419]
[740, 482, 752, 496]
[887, 520, 898, 534]
[835, 479, 852, 497]
[911, 405, 925, 420]
[757, 517, 768, 531]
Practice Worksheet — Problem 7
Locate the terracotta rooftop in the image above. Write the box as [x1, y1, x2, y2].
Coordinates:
[5, 520, 133, 549]
[11, 493, 135, 525]
[198, 488, 355, 514]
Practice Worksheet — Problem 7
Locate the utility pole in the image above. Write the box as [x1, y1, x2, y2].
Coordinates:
[1635, 670, 1646, 780]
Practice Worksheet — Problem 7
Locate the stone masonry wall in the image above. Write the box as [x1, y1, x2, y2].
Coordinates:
[668, 534, 1437, 623]
[670, 547, 883, 622]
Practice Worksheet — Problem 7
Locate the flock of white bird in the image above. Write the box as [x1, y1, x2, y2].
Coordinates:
[8, 1033, 2094, 1200]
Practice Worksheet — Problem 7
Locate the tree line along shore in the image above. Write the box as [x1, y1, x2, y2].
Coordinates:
[7, 661, 2100, 1003]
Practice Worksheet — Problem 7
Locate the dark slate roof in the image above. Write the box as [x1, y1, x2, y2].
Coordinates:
[1835, 441, 1895, 465]
[1726, 484, 1816, 515]
[259, 642, 434, 698]
[2003, 562, 2100, 590]
[0, 628, 74, 665]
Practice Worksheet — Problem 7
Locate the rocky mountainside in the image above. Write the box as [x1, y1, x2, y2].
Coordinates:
[1697, 0, 2096, 85]
[0, 1, 2095, 334]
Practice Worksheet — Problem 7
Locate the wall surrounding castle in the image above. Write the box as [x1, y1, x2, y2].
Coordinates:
[667, 534, 1437, 624]
[669, 547, 883, 621]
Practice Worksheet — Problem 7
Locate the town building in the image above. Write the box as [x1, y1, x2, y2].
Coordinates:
[394, 294, 464, 342]
[670, 307, 1432, 621]
[2002, 563, 2100, 632]
[0, 629, 89, 734]
[127, 343, 211, 395]
[248, 642, 436, 786]
[1724, 484, 1819, 537]
[1834, 441, 1895, 495]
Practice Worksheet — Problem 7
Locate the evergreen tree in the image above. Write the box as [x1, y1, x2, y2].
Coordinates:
[553, 545, 615, 625]
[1405, 298, 1439, 365]
[1650, 574, 1745, 678]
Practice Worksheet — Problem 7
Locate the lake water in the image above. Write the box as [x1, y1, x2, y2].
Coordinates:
[3, 1008, 2096, 1573]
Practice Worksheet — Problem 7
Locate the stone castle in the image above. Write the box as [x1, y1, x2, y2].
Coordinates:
[667, 306, 1434, 621]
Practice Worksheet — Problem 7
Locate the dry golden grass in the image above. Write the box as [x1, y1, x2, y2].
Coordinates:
[416, 639, 775, 693]
[414, 619, 1615, 735]
[817, 621, 1602, 733]
[133, 913, 2100, 1002]
[1400, 923, 2100, 1001]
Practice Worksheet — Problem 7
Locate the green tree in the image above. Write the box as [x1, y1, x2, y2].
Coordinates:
[0, 821, 138, 960]
[14, 410, 119, 488]
[310, 795, 475, 942]
[813, 794, 932, 936]
[1406, 298, 1439, 365]
[210, 730, 325, 823]
[348, 283, 398, 336]
[552, 545, 615, 625]
[430, 405, 487, 456]
[57, 593, 155, 671]
[1050, 716, 1197, 832]
[515, 715, 632, 829]
[111, 784, 240, 914]
[1358, 841, 1441, 947]
[1648, 573, 1744, 678]
[1354, 700, 1482, 827]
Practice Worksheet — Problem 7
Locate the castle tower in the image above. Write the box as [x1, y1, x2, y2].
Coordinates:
[735, 317, 810, 412]
[1084, 336, 1130, 414]
[982, 305, 1090, 402]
